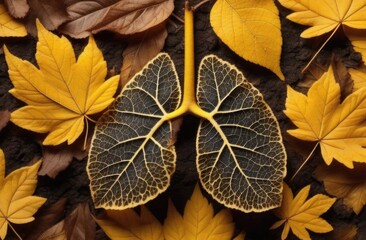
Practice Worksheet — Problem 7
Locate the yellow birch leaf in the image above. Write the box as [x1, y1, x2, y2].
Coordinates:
[271, 183, 335, 240]
[315, 163, 366, 215]
[279, 0, 366, 38]
[6, 20, 119, 145]
[0, 149, 47, 239]
[0, 4, 27, 37]
[210, 0, 284, 80]
[284, 64, 366, 168]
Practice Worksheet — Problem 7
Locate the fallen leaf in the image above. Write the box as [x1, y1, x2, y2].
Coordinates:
[0, 148, 47, 240]
[284, 64, 366, 168]
[39, 141, 88, 178]
[0, 110, 10, 131]
[120, 22, 168, 87]
[326, 223, 357, 240]
[346, 28, 366, 63]
[298, 59, 328, 89]
[96, 184, 240, 240]
[315, 163, 366, 215]
[210, 0, 284, 79]
[182, 185, 235, 240]
[25, 198, 67, 240]
[28, 0, 69, 30]
[4, 0, 29, 18]
[60, 0, 174, 38]
[64, 203, 95, 240]
[6, 20, 119, 145]
[0, 3, 27, 36]
[279, 0, 366, 38]
[37, 221, 67, 240]
[95, 206, 164, 240]
[350, 64, 366, 91]
[271, 183, 336, 240]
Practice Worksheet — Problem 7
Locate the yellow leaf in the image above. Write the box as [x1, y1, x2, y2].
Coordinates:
[284, 64, 366, 168]
[271, 183, 335, 240]
[210, 0, 284, 80]
[346, 28, 366, 63]
[96, 184, 240, 240]
[315, 163, 366, 215]
[183, 185, 235, 240]
[279, 0, 366, 38]
[350, 64, 366, 91]
[0, 149, 47, 239]
[6, 20, 119, 145]
[0, 4, 27, 37]
[95, 206, 164, 240]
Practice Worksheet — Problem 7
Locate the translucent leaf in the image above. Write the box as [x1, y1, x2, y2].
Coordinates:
[196, 55, 286, 212]
[88, 53, 181, 209]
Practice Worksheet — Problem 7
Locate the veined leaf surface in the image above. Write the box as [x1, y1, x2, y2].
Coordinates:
[196, 55, 286, 212]
[88, 53, 181, 209]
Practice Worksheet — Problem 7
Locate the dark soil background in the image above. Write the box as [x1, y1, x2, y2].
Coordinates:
[0, 0, 364, 239]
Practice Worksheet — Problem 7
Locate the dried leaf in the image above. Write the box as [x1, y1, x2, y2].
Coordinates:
[0, 148, 47, 239]
[196, 55, 286, 212]
[0, 110, 10, 131]
[4, 0, 29, 18]
[271, 183, 336, 240]
[25, 198, 67, 240]
[350, 64, 366, 91]
[326, 223, 357, 240]
[279, 0, 366, 38]
[210, 0, 284, 79]
[39, 143, 88, 178]
[96, 184, 240, 240]
[285, 64, 366, 168]
[315, 163, 366, 215]
[28, 0, 69, 30]
[61, 0, 174, 38]
[120, 22, 168, 87]
[37, 221, 67, 240]
[6, 20, 119, 145]
[0, 3, 27, 36]
[95, 206, 164, 240]
[88, 53, 181, 209]
[64, 203, 95, 240]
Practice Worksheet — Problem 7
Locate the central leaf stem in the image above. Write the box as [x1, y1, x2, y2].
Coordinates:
[166, 1, 210, 120]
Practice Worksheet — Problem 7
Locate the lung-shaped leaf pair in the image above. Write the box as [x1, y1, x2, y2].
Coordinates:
[88, 53, 286, 212]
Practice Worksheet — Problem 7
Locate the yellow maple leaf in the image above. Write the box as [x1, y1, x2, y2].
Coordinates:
[315, 163, 366, 215]
[271, 183, 335, 240]
[0, 148, 47, 239]
[350, 64, 366, 91]
[0, 4, 27, 37]
[5, 20, 119, 145]
[279, 0, 366, 38]
[284, 64, 366, 168]
[210, 0, 284, 80]
[96, 185, 241, 240]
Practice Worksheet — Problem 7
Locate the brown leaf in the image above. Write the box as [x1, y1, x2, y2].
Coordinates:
[60, 0, 174, 38]
[4, 0, 29, 18]
[326, 223, 357, 240]
[0, 110, 10, 131]
[37, 221, 67, 240]
[331, 57, 353, 100]
[28, 0, 69, 30]
[39, 143, 88, 178]
[64, 203, 95, 240]
[315, 163, 366, 214]
[120, 22, 168, 87]
[25, 198, 67, 240]
[298, 59, 327, 89]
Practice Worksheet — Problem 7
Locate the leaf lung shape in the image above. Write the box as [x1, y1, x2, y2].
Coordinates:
[88, 53, 181, 209]
[196, 55, 286, 212]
